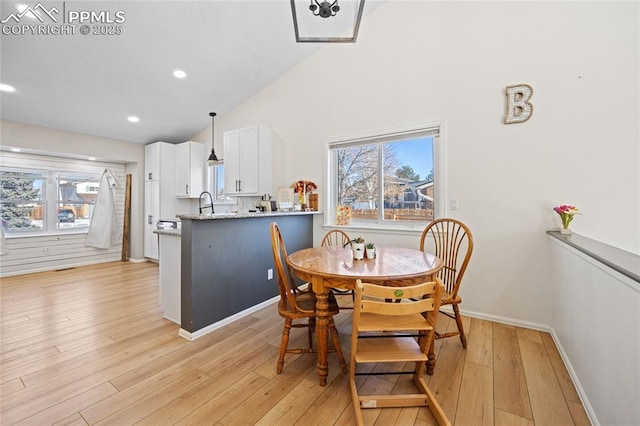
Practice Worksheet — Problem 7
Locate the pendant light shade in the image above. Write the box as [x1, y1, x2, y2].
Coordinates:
[207, 112, 223, 165]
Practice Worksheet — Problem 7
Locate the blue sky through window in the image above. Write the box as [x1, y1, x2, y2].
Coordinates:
[393, 136, 433, 181]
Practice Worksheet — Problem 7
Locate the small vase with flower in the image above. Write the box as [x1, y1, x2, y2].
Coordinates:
[553, 204, 580, 234]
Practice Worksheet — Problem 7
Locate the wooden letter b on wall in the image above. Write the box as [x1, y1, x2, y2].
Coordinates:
[504, 84, 533, 124]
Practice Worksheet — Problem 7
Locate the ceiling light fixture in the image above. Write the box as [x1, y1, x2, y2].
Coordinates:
[127, 116, 139, 123]
[207, 112, 223, 165]
[291, 0, 365, 43]
[88, 157, 96, 161]
[173, 70, 186, 79]
[0, 83, 16, 92]
[11, 148, 21, 152]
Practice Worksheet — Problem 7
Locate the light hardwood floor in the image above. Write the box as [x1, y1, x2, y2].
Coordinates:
[0, 261, 590, 425]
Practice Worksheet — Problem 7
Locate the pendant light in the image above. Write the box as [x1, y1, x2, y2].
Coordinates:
[207, 112, 223, 165]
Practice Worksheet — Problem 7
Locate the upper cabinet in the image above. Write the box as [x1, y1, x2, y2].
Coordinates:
[174, 141, 205, 198]
[144, 142, 174, 181]
[223, 125, 272, 196]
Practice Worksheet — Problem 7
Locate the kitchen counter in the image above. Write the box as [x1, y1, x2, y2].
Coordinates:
[154, 229, 181, 236]
[177, 210, 320, 220]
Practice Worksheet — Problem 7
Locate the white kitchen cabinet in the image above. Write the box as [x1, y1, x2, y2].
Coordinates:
[144, 180, 160, 259]
[174, 141, 205, 198]
[144, 142, 181, 260]
[223, 125, 272, 196]
[144, 142, 174, 182]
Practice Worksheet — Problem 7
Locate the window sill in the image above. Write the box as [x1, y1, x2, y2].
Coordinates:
[321, 222, 426, 236]
[3, 229, 89, 239]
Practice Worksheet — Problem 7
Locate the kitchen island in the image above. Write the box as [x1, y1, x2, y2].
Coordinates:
[174, 211, 318, 339]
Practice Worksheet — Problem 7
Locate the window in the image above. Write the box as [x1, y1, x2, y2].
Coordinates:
[1, 166, 100, 234]
[326, 123, 443, 229]
[56, 173, 100, 230]
[208, 164, 226, 201]
[0, 170, 45, 232]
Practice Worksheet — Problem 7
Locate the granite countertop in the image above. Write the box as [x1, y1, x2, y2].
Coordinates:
[177, 210, 321, 220]
[547, 230, 640, 283]
[154, 229, 181, 236]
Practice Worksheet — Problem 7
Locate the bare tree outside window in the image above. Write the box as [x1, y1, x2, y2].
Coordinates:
[0, 171, 44, 232]
[331, 131, 436, 225]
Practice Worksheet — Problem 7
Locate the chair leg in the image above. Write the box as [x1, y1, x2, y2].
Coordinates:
[453, 304, 467, 348]
[277, 318, 292, 374]
[328, 318, 347, 373]
[308, 317, 315, 350]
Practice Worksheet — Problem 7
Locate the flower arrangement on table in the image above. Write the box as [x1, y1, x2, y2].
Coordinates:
[291, 180, 317, 205]
[553, 204, 580, 234]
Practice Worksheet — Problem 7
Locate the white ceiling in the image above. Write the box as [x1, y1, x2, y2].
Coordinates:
[0, 1, 382, 145]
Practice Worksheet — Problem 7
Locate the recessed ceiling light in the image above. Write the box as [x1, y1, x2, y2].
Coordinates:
[127, 116, 139, 123]
[10, 148, 21, 152]
[0, 83, 16, 92]
[173, 70, 186, 79]
[88, 157, 96, 161]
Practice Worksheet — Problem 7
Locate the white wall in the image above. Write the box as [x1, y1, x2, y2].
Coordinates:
[548, 238, 640, 426]
[202, 1, 639, 328]
[0, 119, 146, 260]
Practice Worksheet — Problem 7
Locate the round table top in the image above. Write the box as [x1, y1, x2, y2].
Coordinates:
[287, 245, 442, 283]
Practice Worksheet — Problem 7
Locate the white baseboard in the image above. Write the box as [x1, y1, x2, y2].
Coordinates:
[178, 295, 280, 341]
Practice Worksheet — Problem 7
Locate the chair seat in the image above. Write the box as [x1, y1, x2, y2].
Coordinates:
[278, 288, 341, 317]
[442, 293, 462, 304]
[355, 335, 427, 363]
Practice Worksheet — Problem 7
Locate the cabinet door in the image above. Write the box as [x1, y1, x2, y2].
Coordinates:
[144, 143, 159, 181]
[144, 180, 160, 259]
[174, 143, 190, 197]
[223, 130, 241, 194]
[238, 126, 260, 194]
[175, 142, 205, 198]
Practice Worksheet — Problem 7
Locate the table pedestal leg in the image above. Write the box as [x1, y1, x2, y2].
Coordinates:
[314, 278, 329, 386]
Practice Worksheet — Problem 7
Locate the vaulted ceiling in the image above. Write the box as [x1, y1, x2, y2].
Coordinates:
[1, 1, 382, 145]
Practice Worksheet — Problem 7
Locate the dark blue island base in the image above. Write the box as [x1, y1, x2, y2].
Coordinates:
[178, 212, 315, 338]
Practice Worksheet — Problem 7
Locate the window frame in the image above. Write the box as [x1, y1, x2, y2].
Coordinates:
[0, 152, 114, 237]
[323, 122, 446, 232]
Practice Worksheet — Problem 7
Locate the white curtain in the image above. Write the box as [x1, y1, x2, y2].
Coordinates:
[86, 170, 122, 249]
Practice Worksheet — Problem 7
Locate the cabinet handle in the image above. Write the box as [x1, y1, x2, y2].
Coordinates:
[186, 184, 189, 195]
[235, 180, 239, 192]
[148, 172, 152, 180]
[148, 215, 153, 225]
[238, 180, 242, 192]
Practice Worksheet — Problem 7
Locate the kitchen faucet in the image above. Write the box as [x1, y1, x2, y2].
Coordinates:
[198, 191, 214, 215]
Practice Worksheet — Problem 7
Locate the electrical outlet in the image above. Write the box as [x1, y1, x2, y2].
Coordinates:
[267, 269, 273, 280]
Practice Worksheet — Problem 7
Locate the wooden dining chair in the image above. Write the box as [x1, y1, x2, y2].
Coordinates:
[321, 229, 354, 308]
[420, 218, 474, 348]
[349, 278, 450, 426]
[321, 229, 351, 248]
[269, 222, 347, 374]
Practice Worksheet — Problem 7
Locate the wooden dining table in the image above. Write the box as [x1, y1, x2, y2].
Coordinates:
[286, 245, 443, 386]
